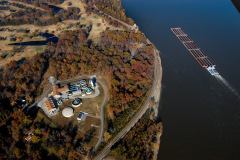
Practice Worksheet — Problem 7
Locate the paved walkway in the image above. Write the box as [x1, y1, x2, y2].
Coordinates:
[91, 77, 108, 154]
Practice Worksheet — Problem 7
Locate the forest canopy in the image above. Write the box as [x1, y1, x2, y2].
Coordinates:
[0, 0, 158, 159]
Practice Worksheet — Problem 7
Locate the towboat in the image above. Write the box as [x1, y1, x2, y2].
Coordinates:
[207, 66, 219, 75]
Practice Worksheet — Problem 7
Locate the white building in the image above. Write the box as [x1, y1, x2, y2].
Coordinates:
[62, 107, 74, 118]
[90, 78, 97, 89]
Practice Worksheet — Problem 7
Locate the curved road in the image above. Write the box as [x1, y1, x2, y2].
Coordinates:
[92, 77, 108, 153]
[93, 48, 161, 160]
[91, 4, 161, 160]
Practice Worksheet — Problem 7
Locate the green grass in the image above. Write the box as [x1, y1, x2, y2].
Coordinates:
[81, 17, 85, 20]
[93, 16, 98, 19]
[1, 52, 8, 58]
[60, 21, 66, 24]
[23, 34, 29, 37]
[35, 47, 43, 51]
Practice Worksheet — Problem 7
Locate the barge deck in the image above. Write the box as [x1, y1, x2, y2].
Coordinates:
[171, 27, 219, 75]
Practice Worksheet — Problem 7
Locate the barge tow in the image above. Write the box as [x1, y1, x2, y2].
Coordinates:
[171, 27, 219, 76]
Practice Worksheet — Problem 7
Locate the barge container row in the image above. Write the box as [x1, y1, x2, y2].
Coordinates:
[171, 27, 219, 75]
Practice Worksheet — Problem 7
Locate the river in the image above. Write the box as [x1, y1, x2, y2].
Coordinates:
[122, 0, 240, 159]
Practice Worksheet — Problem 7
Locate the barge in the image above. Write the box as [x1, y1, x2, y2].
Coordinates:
[171, 27, 219, 75]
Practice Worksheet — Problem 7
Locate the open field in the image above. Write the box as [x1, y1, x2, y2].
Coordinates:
[51, 99, 101, 143]
[0, 0, 123, 67]
[0, 1, 25, 17]
[0, 27, 47, 67]
[57, 0, 86, 14]
[0, 19, 121, 67]
[8, 0, 46, 11]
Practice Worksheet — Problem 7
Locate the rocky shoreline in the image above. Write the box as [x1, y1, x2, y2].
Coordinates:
[147, 39, 163, 160]
[152, 49, 163, 160]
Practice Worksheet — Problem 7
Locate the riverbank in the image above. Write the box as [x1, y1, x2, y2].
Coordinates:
[153, 122, 163, 160]
[122, 0, 240, 159]
[148, 41, 163, 160]
[152, 48, 163, 118]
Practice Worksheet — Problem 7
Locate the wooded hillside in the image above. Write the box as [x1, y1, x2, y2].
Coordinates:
[84, 0, 134, 25]
[109, 110, 162, 160]
[0, 26, 155, 158]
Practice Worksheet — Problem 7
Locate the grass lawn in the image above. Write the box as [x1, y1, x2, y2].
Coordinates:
[35, 47, 43, 51]
[51, 106, 101, 145]
[1, 52, 9, 58]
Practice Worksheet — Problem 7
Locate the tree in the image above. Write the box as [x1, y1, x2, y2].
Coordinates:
[35, 128, 41, 135]
[49, 9, 54, 17]
[31, 135, 41, 143]
[104, 131, 111, 142]
[13, 147, 22, 159]
[33, 1, 39, 7]
[23, 116, 32, 126]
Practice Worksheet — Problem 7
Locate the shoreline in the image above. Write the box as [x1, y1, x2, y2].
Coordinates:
[153, 122, 163, 160]
[152, 49, 163, 160]
[146, 38, 163, 160]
